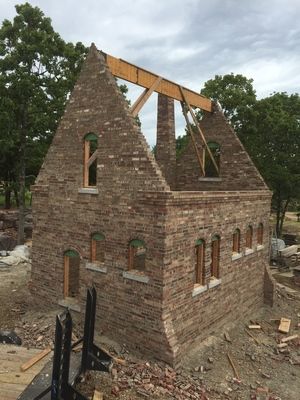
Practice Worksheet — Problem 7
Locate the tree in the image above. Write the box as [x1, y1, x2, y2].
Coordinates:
[249, 93, 300, 236]
[0, 3, 87, 242]
[200, 73, 257, 136]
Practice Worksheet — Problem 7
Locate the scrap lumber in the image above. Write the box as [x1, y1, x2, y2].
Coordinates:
[248, 325, 261, 330]
[277, 343, 288, 348]
[281, 334, 299, 343]
[278, 318, 291, 334]
[227, 353, 240, 380]
[93, 390, 103, 400]
[20, 347, 51, 372]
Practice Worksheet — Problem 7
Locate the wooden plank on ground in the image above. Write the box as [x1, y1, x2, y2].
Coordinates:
[278, 318, 291, 334]
[281, 334, 298, 343]
[93, 390, 103, 400]
[20, 348, 52, 372]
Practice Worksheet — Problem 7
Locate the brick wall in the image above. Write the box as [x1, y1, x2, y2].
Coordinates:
[176, 103, 268, 191]
[156, 94, 176, 188]
[31, 44, 273, 366]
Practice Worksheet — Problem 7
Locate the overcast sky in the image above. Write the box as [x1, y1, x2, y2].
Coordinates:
[1, 0, 299, 146]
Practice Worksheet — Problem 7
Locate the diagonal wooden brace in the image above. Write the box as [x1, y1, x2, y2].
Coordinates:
[87, 150, 98, 168]
[179, 86, 219, 176]
[131, 77, 162, 117]
[181, 103, 205, 175]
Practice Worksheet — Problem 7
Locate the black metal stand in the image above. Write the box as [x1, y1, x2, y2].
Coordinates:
[80, 287, 112, 375]
[31, 287, 112, 400]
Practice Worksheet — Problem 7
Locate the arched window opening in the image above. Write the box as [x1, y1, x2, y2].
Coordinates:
[83, 132, 98, 187]
[91, 233, 105, 264]
[232, 229, 241, 254]
[128, 239, 146, 271]
[246, 225, 253, 249]
[195, 239, 205, 285]
[63, 250, 80, 299]
[257, 223, 264, 245]
[211, 235, 220, 278]
[204, 141, 220, 177]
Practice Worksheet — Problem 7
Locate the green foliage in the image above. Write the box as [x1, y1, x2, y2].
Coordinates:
[0, 2, 88, 213]
[201, 73, 257, 135]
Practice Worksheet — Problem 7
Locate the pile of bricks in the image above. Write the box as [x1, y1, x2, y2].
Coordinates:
[111, 361, 209, 399]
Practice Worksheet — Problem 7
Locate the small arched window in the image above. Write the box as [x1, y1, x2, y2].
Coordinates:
[257, 223, 264, 245]
[246, 225, 253, 249]
[204, 141, 220, 177]
[91, 233, 105, 264]
[211, 235, 220, 278]
[63, 250, 80, 299]
[128, 239, 146, 271]
[232, 229, 241, 254]
[195, 239, 205, 285]
[83, 132, 98, 187]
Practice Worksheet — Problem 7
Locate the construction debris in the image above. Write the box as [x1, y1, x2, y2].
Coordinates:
[278, 317, 291, 333]
[280, 334, 299, 343]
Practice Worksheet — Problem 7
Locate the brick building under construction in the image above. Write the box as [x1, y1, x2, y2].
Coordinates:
[31, 44, 273, 366]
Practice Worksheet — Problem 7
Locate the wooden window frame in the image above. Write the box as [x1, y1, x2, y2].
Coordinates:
[128, 239, 146, 271]
[195, 239, 205, 285]
[83, 133, 98, 188]
[211, 235, 220, 278]
[246, 226, 253, 249]
[257, 223, 263, 245]
[91, 233, 105, 264]
[232, 229, 241, 254]
[63, 250, 80, 299]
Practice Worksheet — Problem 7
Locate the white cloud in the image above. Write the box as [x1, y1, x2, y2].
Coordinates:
[0, 0, 299, 146]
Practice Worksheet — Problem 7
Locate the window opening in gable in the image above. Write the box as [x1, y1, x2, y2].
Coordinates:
[246, 225, 253, 249]
[204, 141, 220, 177]
[232, 229, 241, 254]
[128, 239, 146, 271]
[195, 239, 205, 285]
[63, 250, 80, 299]
[211, 235, 220, 278]
[257, 223, 263, 245]
[83, 132, 98, 187]
[91, 233, 105, 264]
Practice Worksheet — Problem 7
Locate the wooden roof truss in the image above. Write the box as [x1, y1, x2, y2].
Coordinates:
[102, 51, 219, 176]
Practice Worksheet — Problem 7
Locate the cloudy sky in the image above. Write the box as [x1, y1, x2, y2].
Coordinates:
[1, 0, 299, 145]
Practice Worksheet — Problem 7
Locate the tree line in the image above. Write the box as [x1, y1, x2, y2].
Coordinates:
[0, 3, 299, 241]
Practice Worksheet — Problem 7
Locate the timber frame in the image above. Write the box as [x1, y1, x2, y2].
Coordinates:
[102, 51, 219, 176]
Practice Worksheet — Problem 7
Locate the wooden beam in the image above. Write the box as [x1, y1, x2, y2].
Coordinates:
[179, 86, 219, 175]
[103, 52, 212, 112]
[131, 77, 162, 117]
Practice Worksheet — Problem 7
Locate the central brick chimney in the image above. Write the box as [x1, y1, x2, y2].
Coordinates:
[156, 94, 176, 188]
